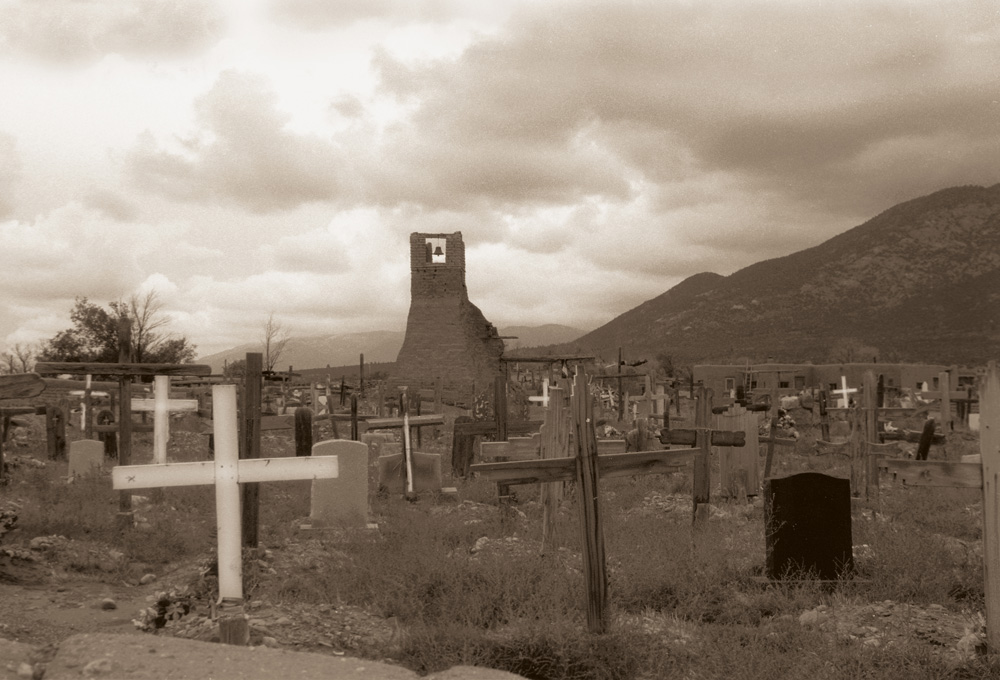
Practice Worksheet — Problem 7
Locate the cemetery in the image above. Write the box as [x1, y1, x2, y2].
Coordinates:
[0, 239, 996, 679]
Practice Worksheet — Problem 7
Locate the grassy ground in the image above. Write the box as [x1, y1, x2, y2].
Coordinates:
[3, 402, 998, 679]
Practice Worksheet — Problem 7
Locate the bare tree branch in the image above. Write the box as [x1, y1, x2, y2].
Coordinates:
[262, 312, 291, 373]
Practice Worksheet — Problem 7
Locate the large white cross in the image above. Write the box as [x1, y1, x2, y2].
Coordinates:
[130, 376, 200, 464]
[528, 378, 551, 408]
[832, 375, 858, 408]
[112, 385, 338, 603]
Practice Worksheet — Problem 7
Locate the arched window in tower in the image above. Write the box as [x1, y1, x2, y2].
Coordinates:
[426, 237, 447, 264]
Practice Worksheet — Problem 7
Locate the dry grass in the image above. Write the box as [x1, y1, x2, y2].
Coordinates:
[4, 406, 999, 679]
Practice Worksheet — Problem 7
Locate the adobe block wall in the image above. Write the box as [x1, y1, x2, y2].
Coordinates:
[392, 232, 504, 400]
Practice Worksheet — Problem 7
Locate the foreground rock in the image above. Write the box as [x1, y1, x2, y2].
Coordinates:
[2, 633, 526, 680]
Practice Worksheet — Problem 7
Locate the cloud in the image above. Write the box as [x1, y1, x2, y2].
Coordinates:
[269, 0, 461, 28]
[0, 133, 20, 218]
[127, 71, 349, 212]
[0, 0, 225, 63]
[367, 1, 1000, 219]
[83, 189, 140, 222]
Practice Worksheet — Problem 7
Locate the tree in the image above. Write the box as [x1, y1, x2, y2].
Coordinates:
[0, 343, 36, 373]
[223, 358, 246, 382]
[261, 313, 290, 374]
[38, 295, 196, 364]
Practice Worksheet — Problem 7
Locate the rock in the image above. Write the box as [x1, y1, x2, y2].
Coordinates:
[139, 573, 157, 585]
[16, 663, 34, 678]
[82, 658, 115, 675]
[261, 636, 280, 648]
[100, 598, 117, 610]
[798, 608, 829, 627]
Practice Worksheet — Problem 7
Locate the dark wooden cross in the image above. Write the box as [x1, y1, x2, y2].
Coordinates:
[471, 373, 745, 634]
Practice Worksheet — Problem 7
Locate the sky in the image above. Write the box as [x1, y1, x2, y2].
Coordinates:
[0, 0, 998, 360]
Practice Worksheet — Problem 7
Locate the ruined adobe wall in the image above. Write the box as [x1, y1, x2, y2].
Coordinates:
[392, 232, 504, 401]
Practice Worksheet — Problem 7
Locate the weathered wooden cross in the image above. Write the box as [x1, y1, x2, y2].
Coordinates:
[471, 372, 745, 633]
[881, 361, 999, 654]
[528, 378, 551, 408]
[833, 375, 858, 409]
[112, 385, 339, 644]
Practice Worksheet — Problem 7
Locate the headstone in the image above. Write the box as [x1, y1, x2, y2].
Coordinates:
[361, 433, 395, 460]
[765, 472, 853, 580]
[377, 451, 443, 494]
[68, 439, 105, 478]
[970, 413, 980, 432]
[310, 440, 368, 527]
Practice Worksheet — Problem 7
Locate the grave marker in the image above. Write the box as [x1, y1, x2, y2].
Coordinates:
[68, 439, 105, 478]
[112, 385, 338, 645]
[832, 376, 857, 409]
[308, 440, 369, 528]
[765, 472, 853, 580]
[130, 376, 199, 464]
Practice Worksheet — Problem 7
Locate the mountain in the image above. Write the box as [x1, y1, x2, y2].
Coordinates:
[198, 325, 584, 373]
[500, 324, 583, 350]
[198, 331, 404, 373]
[563, 184, 1000, 366]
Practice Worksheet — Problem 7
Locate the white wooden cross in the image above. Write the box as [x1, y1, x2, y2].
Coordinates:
[528, 378, 551, 408]
[69, 375, 109, 430]
[832, 375, 858, 408]
[130, 376, 200, 464]
[113, 385, 338, 607]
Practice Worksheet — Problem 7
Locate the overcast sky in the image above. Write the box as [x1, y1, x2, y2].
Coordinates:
[1, 0, 997, 359]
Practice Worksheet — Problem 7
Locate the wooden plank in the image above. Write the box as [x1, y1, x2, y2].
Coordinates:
[597, 449, 695, 479]
[883, 460, 983, 488]
[113, 461, 216, 488]
[35, 362, 211, 377]
[693, 388, 712, 520]
[574, 370, 607, 634]
[453, 420, 543, 437]
[659, 428, 745, 447]
[95, 422, 153, 434]
[540, 385, 569, 554]
[241, 353, 262, 549]
[131, 398, 199, 412]
[0, 373, 45, 400]
[470, 456, 575, 485]
[882, 429, 946, 444]
[499, 355, 596, 363]
[815, 439, 849, 455]
[596, 439, 626, 455]
[980, 361, 1000, 653]
[260, 414, 294, 431]
[366, 414, 445, 429]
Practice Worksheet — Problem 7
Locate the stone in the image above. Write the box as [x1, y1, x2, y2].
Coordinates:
[68, 439, 105, 478]
[377, 451, 443, 494]
[765, 472, 853, 580]
[361, 433, 395, 460]
[310, 440, 369, 528]
[100, 598, 117, 610]
[140, 573, 157, 585]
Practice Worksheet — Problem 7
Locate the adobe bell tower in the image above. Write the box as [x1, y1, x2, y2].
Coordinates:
[393, 232, 504, 400]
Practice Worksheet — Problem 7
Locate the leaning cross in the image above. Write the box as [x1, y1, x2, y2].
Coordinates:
[130, 375, 199, 464]
[113, 385, 338, 645]
[528, 378, 551, 408]
[832, 375, 858, 408]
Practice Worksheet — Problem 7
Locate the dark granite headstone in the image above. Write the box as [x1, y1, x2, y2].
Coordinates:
[765, 472, 853, 580]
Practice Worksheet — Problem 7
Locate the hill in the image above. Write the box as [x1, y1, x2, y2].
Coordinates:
[562, 184, 1000, 367]
[198, 325, 583, 373]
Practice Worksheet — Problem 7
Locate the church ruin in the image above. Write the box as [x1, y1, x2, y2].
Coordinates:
[392, 232, 504, 401]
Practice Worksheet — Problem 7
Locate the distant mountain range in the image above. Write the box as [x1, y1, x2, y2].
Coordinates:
[197, 325, 583, 372]
[552, 184, 1000, 367]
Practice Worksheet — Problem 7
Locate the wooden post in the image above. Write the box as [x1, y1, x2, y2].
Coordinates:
[350, 394, 358, 441]
[915, 419, 937, 461]
[762, 416, 779, 479]
[241, 352, 262, 549]
[494, 374, 511, 505]
[863, 371, 879, 502]
[818, 389, 831, 441]
[451, 415, 476, 478]
[980, 361, 1000, 654]
[359, 353, 365, 396]
[573, 370, 606, 634]
[939, 370, 953, 431]
[46, 404, 66, 460]
[294, 407, 312, 457]
[540, 386, 569, 554]
[117, 317, 133, 527]
[693, 386, 712, 522]
[616, 347, 624, 423]
[83, 375, 94, 439]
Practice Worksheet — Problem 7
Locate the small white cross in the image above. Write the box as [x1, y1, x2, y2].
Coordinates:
[528, 378, 551, 408]
[112, 385, 338, 603]
[832, 375, 858, 408]
[130, 375, 199, 464]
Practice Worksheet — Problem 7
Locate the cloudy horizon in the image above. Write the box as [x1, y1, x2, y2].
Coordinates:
[1, 0, 997, 359]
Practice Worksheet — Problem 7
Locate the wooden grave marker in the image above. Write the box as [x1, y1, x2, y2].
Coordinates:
[832, 375, 858, 409]
[472, 372, 745, 633]
[113, 385, 338, 644]
[130, 375, 199, 464]
[882, 361, 1000, 654]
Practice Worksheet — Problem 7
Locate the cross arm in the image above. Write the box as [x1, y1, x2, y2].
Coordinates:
[883, 459, 982, 488]
[0, 373, 45, 400]
[470, 448, 697, 485]
[658, 429, 745, 447]
[238, 456, 338, 483]
[113, 461, 216, 489]
[365, 414, 445, 429]
[35, 362, 212, 377]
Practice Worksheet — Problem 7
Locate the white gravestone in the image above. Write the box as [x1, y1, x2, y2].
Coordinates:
[310, 440, 369, 528]
[68, 439, 105, 478]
